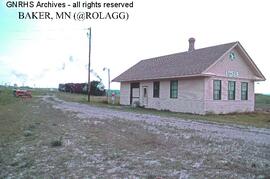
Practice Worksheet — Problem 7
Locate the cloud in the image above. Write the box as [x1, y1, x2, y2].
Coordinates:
[31, 68, 51, 80]
[69, 56, 74, 62]
[61, 63, 66, 70]
[11, 70, 28, 82]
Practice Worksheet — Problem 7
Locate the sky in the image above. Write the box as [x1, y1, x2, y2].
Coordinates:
[0, 0, 269, 93]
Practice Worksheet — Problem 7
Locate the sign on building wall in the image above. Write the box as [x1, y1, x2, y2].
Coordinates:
[225, 70, 239, 78]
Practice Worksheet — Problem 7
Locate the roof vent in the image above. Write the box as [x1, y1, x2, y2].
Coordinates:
[188, 37, 195, 52]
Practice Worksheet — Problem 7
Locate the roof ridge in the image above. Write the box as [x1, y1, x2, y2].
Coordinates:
[113, 41, 241, 82]
[141, 41, 238, 62]
[192, 41, 238, 52]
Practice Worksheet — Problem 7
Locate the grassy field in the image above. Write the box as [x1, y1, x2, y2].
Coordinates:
[0, 91, 76, 177]
[255, 94, 270, 111]
[0, 88, 18, 105]
[55, 91, 270, 128]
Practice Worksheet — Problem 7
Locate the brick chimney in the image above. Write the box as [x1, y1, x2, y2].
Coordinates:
[188, 37, 195, 52]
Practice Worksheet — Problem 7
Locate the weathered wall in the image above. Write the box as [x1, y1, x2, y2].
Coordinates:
[120, 82, 130, 105]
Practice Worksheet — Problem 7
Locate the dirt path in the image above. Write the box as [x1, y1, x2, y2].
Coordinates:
[46, 95, 270, 146]
[41, 95, 270, 178]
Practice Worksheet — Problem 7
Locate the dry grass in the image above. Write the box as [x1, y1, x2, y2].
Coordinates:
[119, 107, 270, 128]
[56, 92, 120, 105]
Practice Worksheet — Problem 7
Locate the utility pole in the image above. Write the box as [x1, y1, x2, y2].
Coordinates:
[87, 27, 91, 102]
[107, 68, 110, 103]
[108, 68, 110, 98]
[103, 67, 111, 103]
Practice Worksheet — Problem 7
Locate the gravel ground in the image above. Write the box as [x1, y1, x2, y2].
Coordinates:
[42, 95, 270, 178]
[48, 96, 270, 146]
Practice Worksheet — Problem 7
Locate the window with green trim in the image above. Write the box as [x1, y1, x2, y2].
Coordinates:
[213, 80, 221, 100]
[241, 82, 248, 100]
[170, 80, 178, 98]
[228, 81, 236, 100]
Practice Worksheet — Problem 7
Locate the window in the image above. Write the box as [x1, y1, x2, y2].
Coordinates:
[213, 80, 221, 100]
[229, 52, 236, 61]
[153, 81, 160, 98]
[228, 81, 236, 100]
[241, 82, 248, 100]
[143, 87, 147, 97]
[170, 80, 178, 98]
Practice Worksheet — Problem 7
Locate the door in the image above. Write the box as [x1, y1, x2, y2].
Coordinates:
[142, 86, 148, 107]
[130, 83, 140, 105]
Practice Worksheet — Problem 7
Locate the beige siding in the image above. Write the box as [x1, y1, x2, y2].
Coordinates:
[139, 78, 205, 114]
[120, 82, 130, 105]
[119, 77, 255, 114]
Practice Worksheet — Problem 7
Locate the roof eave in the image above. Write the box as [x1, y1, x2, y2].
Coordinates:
[236, 42, 266, 81]
[202, 42, 266, 81]
[253, 76, 266, 81]
[112, 73, 212, 82]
